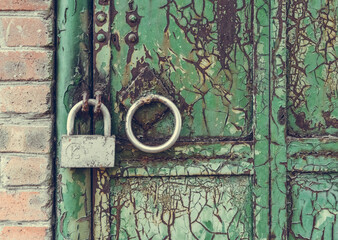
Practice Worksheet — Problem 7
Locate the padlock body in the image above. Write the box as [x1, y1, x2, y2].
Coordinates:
[61, 135, 115, 168]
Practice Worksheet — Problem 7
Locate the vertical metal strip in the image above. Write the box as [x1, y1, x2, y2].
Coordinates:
[270, 0, 288, 238]
[253, 0, 271, 238]
[93, 0, 113, 97]
[56, 0, 93, 239]
[93, 0, 113, 239]
[93, 168, 111, 239]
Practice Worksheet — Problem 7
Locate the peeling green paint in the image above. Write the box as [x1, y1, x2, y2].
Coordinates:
[56, 0, 337, 239]
[110, 0, 253, 140]
[110, 176, 253, 239]
[253, 0, 271, 238]
[289, 174, 338, 239]
[56, 0, 92, 239]
[287, 0, 338, 137]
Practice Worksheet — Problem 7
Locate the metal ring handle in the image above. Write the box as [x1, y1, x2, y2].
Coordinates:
[125, 94, 182, 153]
[67, 99, 111, 136]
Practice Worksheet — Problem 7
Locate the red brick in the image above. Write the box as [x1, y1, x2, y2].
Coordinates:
[1, 156, 50, 186]
[0, 51, 52, 81]
[1, 17, 52, 47]
[0, 226, 48, 240]
[0, 191, 50, 221]
[0, 124, 52, 154]
[0, 0, 51, 11]
[0, 84, 50, 114]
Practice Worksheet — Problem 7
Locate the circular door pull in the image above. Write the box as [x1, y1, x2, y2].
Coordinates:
[125, 94, 182, 153]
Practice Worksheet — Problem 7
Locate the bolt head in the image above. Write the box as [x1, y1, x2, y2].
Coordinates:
[97, 13, 106, 22]
[128, 33, 138, 43]
[128, 14, 138, 23]
[97, 33, 106, 42]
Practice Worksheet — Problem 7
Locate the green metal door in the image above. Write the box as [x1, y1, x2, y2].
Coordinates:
[56, 0, 337, 239]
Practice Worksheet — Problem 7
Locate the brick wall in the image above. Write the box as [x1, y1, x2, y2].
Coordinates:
[0, 1, 54, 239]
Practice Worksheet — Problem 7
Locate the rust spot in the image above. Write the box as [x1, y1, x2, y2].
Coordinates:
[322, 110, 338, 128]
[216, 0, 238, 69]
[277, 106, 286, 125]
[111, 0, 118, 22]
[112, 33, 120, 51]
[125, 32, 139, 64]
[294, 112, 314, 131]
[99, 0, 109, 5]
[119, 61, 171, 107]
[143, 45, 152, 59]
[290, 150, 338, 159]
[81, 91, 89, 112]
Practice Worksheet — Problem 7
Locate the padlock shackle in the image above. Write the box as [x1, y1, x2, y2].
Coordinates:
[67, 99, 111, 136]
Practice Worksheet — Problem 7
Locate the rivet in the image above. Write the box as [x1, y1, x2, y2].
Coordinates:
[128, 33, 138, 43]
[97, 33, 106, 42]
[97, 13, 106, 23]
[128, 14, 137, 23]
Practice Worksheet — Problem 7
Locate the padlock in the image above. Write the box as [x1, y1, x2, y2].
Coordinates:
[60, 99, 115, 168]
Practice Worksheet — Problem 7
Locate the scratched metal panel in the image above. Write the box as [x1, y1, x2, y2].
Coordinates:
[110, 176, 252, 239]
[111, 0, 253, 140]
[288, 174, 338, 239]
[287, 0, 338, 137]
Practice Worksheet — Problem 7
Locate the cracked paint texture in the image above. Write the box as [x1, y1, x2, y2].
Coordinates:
[287, 0, 338, 137]
[56, 0, 92, 238]
[288, 138, 338, 172]
[111, 0, 253, 141]
[112, 142, 253, 177]
[110, 176, 252, 239]
[288, 174, 338, 239]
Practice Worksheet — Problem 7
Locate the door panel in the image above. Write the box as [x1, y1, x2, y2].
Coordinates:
[111, 0, 253, 140]
[287, 0, 338, 137]
[110, 176, 252, 239]
[286, 1, 338, 240]
[288, 174, 338, 240]
[108, 0, 256, 239]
